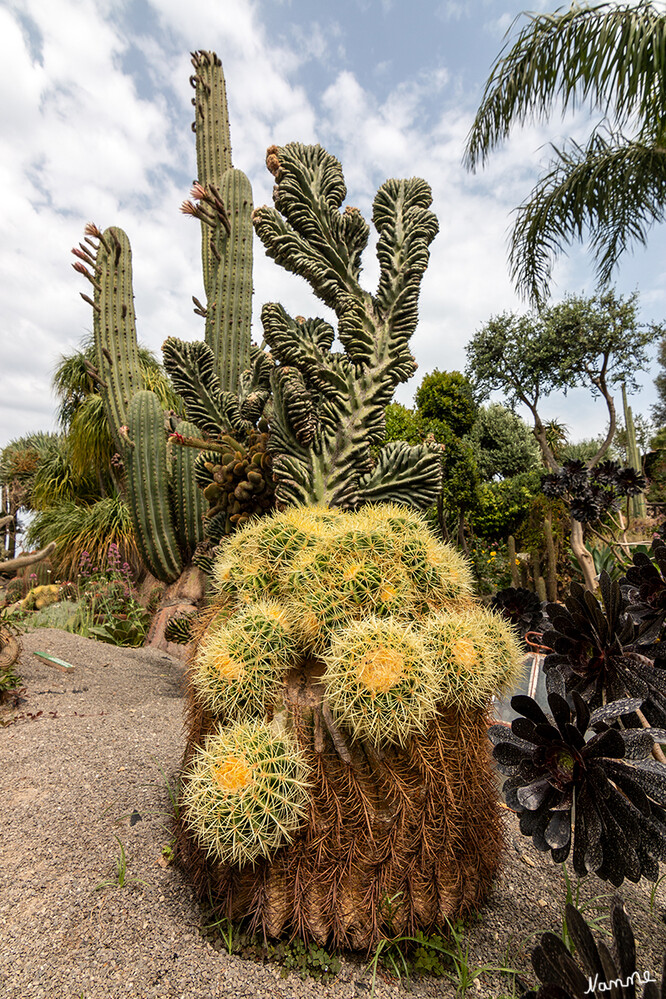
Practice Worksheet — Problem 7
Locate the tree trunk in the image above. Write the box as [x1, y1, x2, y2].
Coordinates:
[0, 541, 56, 575]
[570, 519, 597, 592]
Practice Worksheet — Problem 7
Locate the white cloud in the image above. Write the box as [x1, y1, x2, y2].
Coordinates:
[0, 0, 661, 460]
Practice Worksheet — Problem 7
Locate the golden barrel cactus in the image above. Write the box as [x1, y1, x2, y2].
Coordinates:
[178, 504, 523, 948]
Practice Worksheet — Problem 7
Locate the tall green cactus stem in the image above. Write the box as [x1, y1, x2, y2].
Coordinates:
[187, 51, 253, 392]
[73, 224, 142, 447]
[172, 420, 207, 559]
[252, 144, 443, 509]
[126, 391, 183, 583]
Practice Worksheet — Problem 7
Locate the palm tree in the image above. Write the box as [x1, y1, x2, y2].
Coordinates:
[464, 1, 666, 306]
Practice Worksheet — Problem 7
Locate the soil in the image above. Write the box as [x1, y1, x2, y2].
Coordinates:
[1, 628, 665, 999]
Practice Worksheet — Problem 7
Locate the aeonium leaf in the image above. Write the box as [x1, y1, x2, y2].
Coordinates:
[589, 698, 644, 727]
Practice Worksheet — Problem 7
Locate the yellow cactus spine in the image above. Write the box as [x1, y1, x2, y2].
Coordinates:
[181, 720, 311, 866]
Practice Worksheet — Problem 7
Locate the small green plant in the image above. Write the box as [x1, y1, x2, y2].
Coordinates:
[367, 915, 516, 998]
[200, 914, 341, 981]
[560, 864, 614, 952]
[649, 871, 666, 914]
[96, 835, 149, 891]
[76, 545, 149, 647]
[273, 938, 342, 982]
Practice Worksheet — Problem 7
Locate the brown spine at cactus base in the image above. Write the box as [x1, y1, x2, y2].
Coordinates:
[176, 653, 502, 950]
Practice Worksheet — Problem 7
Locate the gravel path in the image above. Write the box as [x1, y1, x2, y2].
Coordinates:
[2, 628, 665, 999]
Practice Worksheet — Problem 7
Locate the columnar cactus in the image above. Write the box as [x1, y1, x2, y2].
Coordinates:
[72, 53, 260, 582]
[178, 504, 524, 948]
[251, 143, 444, 509]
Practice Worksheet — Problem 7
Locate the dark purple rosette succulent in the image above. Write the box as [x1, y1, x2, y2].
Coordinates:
[562, 459, 588, 491]
[621, 538, 666, 646]
[616, 466, 648, 497]
[489, 683, 666, 885]
[520, 897, 666, 999]
[590, 458, 622, 487]
[542, 572, 666, 727]
[569, 487, 604, 524]
[542, 470, 568, 498]
[490, 587, 545, 645]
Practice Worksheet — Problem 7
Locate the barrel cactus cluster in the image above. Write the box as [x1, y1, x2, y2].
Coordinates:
[178, 503, 524, 948]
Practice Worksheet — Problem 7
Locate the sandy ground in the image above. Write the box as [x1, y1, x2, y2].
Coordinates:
[1, 628, 665, 999]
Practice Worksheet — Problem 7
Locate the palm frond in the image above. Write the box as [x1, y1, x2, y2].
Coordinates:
[68, 394, 115, 482]
[510, 132, 666, 304]
[465, 0, 666, 170]
[139, 362, 184, 414]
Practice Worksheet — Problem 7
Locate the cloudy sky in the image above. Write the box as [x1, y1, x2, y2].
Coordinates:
[2, 0, 666, 455]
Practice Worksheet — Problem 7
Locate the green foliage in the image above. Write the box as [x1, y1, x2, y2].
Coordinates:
[201, 916, 341, 982]
[273, 938, 342, 982]
[469, 470, 541, 540]
[467, 292, 660, 483]
[465, 0, 666, 304]
[466, 538, 514, 595]
[469, 404, 540, 480]
[96, 835, 149, 891]
[26, 495, 139, 585]
[415, 370, 478, 437]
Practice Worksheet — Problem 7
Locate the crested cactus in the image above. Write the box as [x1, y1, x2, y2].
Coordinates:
[251, 144, 444, 510]
[178, 504, 524, 948]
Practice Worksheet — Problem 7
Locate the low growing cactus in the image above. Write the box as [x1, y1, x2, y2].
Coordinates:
[178, 503, 523, 949]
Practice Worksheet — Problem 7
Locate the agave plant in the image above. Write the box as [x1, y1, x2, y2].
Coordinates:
[521, 897, 666, 999]
[542, 571, 666, 727]
[489, 680, 666, 885]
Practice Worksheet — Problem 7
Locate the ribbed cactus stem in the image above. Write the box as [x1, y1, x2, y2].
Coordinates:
[126, 391, 183, 583]
[189, 51, 252, 392]
[191, 50, 232, 185]
[207, 169, 253, 391]
[92, 226, 142, 442]
[172, 421, 207, 559]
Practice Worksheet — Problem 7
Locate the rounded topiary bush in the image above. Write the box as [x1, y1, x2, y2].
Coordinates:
[178, 503, 523, 949]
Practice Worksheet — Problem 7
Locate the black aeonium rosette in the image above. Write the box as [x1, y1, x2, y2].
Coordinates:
[490, 682, 666, 885]
[542, 571, 666, 727]
[621, 537, 666, 645]
[490, 587, 545, 645]
[520, 897, 666, 999]
[589, 458, 622, 486]
[540, 459, 647, 524]
[616, 466, 648, 496]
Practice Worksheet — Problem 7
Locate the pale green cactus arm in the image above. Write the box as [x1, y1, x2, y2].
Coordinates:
[252, 143, 443, 509]
[72, 225, 142, 446]
[187, 51, 253, 393]
[126, 391, 183, 582]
